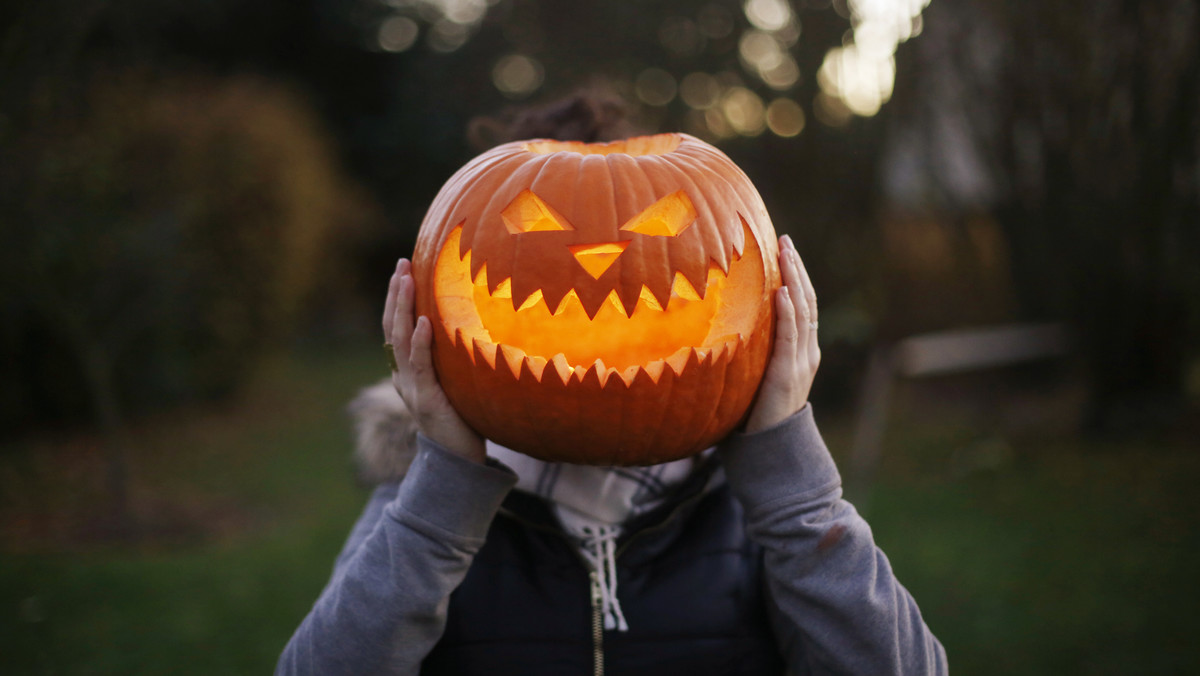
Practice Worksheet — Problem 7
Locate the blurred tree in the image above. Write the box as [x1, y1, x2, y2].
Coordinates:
[58, 0, 898, 404]
[1, 30, 369, 528]
[2, 0, 941, 446]
[887, 0, 1200, 432]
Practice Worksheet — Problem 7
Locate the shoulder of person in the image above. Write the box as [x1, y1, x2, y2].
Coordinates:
[348, 379, 418, 485]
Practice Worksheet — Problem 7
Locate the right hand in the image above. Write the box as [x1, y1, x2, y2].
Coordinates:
[383, 258, 486, 463]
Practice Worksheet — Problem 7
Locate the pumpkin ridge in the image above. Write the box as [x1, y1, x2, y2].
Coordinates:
[619, 154, 678, 307]
[668, 147, 750, 275]
[453, 150, 533, 263]
[481, 154, 559, 291]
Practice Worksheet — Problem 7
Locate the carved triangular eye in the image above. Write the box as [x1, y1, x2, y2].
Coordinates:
[619, 191, 697, 237]
[502, 189, 573, 234]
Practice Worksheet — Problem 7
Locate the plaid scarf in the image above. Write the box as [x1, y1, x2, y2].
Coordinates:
[487, 441, 712, 632]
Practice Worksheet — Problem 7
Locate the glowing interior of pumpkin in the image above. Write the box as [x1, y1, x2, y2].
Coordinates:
[432, 222, 766, 386]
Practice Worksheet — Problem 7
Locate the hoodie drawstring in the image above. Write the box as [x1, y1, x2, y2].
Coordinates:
[578, 525, 628, 632]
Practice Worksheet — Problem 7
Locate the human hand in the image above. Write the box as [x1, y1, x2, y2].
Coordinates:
[743, 235, 820, 434]
[383, 258, 486, 463]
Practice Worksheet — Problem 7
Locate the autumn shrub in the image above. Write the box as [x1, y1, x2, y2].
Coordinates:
[1, 72, 372, 434]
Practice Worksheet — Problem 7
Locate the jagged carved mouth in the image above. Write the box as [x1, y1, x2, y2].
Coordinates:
[432, 223, 766, 387]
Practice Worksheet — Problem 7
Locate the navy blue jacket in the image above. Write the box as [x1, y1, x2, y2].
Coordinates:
[422, 464, 786, 675]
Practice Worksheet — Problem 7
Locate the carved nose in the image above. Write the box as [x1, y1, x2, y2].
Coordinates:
[568, 241, 629, 279]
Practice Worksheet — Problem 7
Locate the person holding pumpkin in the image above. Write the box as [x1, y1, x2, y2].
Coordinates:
[278, 95, 947, 675]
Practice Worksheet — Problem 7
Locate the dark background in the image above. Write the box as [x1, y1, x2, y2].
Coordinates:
[2, 0, 1198, 673]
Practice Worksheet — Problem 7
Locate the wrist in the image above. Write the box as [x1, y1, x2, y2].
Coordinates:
[744, 398, 807, 435]
[429, 427, 486, 464]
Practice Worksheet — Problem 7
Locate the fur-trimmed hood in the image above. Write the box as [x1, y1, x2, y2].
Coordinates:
[348, 380, 418, 485]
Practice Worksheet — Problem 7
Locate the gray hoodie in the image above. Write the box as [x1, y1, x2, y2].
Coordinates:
[276, 385, 947, 675]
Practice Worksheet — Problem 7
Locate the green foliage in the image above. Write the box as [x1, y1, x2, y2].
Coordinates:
[1, 72, 369, 432]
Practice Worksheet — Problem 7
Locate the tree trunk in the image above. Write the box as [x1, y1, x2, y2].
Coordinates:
[78, 340, 136, 538]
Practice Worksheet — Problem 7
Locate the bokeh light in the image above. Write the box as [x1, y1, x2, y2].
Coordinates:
[697, 3, 735, 39]
[737, 2, 802, 93]
[659, 16, 705, 58]
[492, 55, 544, 98]
[817, 44, 895, 116]
[378, 16, 419, 53]
[813, 90, 853, 127]
[761, 55, 800, 90]
[428, 19, 470, 52]
[743, 0, 793, 32]
[635, 68, 678, 107]
[740, 30, 784, 72]
[440, 0, 488, 25]
[377, 0, 496, 54]
[721, 86, 766, 136]
[704, 108, 737, 139]
[680, 72, 721, 109]
[816, 0, 931, 119]
[766, 98, 806, 137]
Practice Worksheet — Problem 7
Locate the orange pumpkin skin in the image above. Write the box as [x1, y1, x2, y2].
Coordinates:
[412, 133, 780, 465]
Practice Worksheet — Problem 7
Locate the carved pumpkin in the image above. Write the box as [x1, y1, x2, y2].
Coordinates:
[412, 133, 780, 465]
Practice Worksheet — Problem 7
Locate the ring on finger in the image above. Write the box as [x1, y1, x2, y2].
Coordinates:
[384, 342, 399, 371]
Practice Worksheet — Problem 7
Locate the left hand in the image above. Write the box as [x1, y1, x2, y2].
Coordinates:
[383, 258, 486, 463]
[744, 234, 820, 434]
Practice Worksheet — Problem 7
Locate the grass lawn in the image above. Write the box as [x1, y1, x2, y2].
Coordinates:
[2, 343, 1197, 674]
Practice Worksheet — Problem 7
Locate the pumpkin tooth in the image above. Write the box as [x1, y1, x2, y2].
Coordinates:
[574, 286, 610, 320]
[643, 274, 674, 316]
[709, 334, 741, 362]
[523, 354, 548, 382]
[671, 272, 702, 301]
[473, 337, 498, 370]
[643, 358, 667, 383]
[550, 353, 574, 385]
[639, 284, 668, 313]
[515, 289, 545, 313]
[553, 289, 581, 316]
[492, 277, 512, 298]
[618, 364, 641, 387]
[665, 346, 693, 376]
[472, 262, 488, 285]
[710, 342, 725, 362]
[589, 359, 613, 387]
[498, 343, 526, 377]
[614, 283, 640, 317]
[605, 290, 629, 318]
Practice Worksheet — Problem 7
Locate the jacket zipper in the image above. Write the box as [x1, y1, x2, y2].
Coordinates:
[495, 470, 715, 676]
[590, 571, 604, 676]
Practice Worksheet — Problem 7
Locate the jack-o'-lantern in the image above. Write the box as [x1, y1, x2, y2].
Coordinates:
[412, 133, 780, 465]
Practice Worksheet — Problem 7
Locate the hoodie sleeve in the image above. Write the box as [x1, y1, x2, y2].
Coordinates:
[276, 436, 517, 676]
[718, 406, 947, 676]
